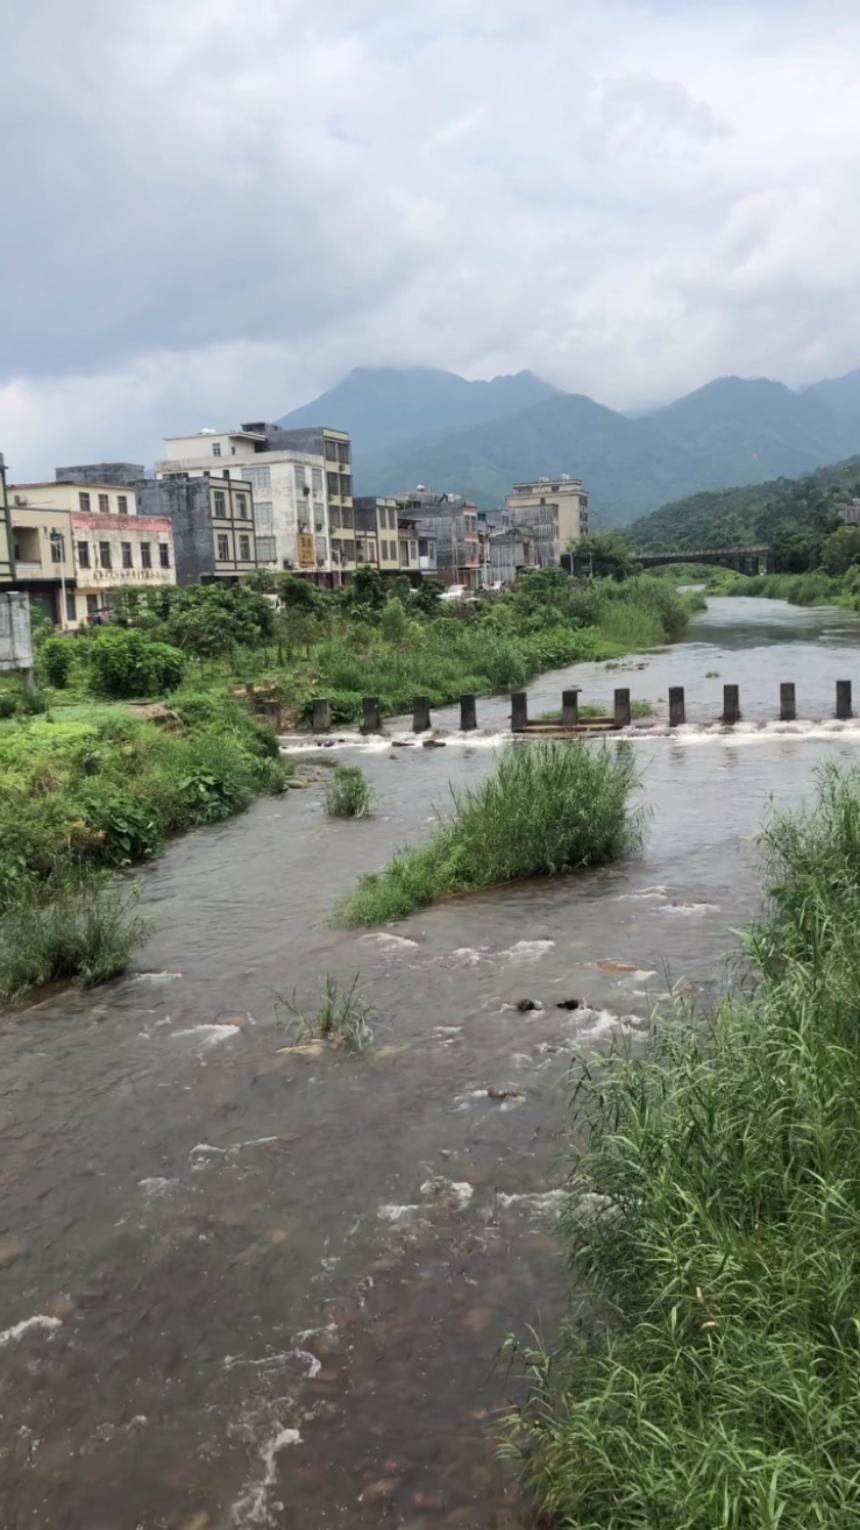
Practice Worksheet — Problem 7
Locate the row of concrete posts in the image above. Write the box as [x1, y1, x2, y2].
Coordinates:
[308, 679, 858, 735]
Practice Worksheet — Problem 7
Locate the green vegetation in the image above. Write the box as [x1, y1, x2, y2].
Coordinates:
[278, 974, 378, 1053]
[629, 458, 860, 558]
[89, 628, 185, 698]
[325, 764, 373, 818]
[0, 694, 288, 1002]
[339, 740, 641, 926]
[537, 700, 654, 723]
[0, 880, 149, 1000]
[504, 763, 860, 1528]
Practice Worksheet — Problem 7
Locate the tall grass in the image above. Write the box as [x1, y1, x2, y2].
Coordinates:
[0, 879, 149, 1001]
[325, 765, 373, 818]
[338, 741, 642, 925]
[503, 762, 860, 1528]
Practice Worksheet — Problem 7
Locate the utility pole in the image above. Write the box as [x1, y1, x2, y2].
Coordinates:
[50, 529, 68, 630]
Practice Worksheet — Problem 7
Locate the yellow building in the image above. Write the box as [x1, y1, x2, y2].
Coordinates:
[504, 476, 589, 565]
[354, 497, 403, 572]
[9, 479, 175, 626]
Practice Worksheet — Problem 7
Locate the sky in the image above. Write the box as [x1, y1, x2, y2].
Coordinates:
[3, 0, 860, 478]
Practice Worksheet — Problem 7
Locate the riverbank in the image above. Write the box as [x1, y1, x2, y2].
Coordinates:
[0, 693, 289, 1000]
[718, 567, 860, 608]
[506, 762, 860, 1527]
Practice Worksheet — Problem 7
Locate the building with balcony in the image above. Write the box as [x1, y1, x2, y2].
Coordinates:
[396, 515, 420, 576]
[354, 497, 403, 573]
[8, 473, 175, 625]
[158, 422, 353, 582]
[0, 453, 12, 584]
[503, 476, 589, 566]
[394, 488, 481, 588]
[138, 474, 258, 585]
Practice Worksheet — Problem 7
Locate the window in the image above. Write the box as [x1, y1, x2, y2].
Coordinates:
[329, 506, 340, 529]
[239, 534, 251, 561]
[340, 539, 355, 562]
[118, 495, 128, 516]
[223, 469, 230, 481]
[140, 542, 152, 569]
[99, 541, 112, 570]
[217, 533, 230, 560]
[326, 472, 339, 498]
[325, 439, 337, 462]
[77, 540, 91, 569]
[86, 594, 98, 615]
[311, 467, 322, 495]
[78, 492, 91, 512]
[159, 543, 170, 569]
[65, 590, 77, 622]
[212, 442, 222, 457]
[121, 542, 133, 569]
[337, 441, 351, 466]
[294, 467, 306, 494]
[50, 535, 64, 564]
[98, 493, 109, 514]
[256, 536, 276, 561]
[254, 502, 273, 533]
[341, 474, 352, 499]
[245, 465, 272, 491]
[213, 490, 226, 516]
[340, 507, 353, 529]
[314, 510, 325, 534]
[410, 541, 417, 561]
[235, 494, 247, 518]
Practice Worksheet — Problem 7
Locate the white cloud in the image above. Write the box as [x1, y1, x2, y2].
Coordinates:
[3, 0, 860, 475]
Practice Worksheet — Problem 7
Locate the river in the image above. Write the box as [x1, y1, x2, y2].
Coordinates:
[3, 596, 860, 1529]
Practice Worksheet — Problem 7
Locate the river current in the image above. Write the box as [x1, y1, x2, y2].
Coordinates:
[2, 596, 860, 1528]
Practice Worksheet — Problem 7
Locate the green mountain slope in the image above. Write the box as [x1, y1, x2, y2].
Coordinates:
[276, 365, 558, 454]
[627, 457, 860, 552]
[355, 375, 860, 522]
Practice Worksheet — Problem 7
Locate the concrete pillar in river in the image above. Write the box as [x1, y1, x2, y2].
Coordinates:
[836, 680, 853, 720]
[460, 694, 477, 731]
[561, 688, 580, 727]
[361, 696, 382, 734]
[413, 695, 432, 733]
[669, 686, 686, 726]
[780, 683, 796, 722]
[312, 698, 331, 732]
[614, 688, 631, 728]
[511, 691, 528, 732]
[722, 684, 740, 725]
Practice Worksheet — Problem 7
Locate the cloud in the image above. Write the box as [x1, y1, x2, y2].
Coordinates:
[3, 0, 860, 475]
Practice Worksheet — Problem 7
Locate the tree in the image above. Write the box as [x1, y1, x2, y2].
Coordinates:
[822, 525, 860, 576]
[570, 531, 634, 581]
[411, 578, 445, 616]
[346, 566, 386, 615]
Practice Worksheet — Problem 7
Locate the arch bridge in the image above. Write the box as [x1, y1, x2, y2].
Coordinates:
[633, 545, 774, 576]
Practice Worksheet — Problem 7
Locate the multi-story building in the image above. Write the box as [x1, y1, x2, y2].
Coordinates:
[396, 515, 421, 576]
[354, 497, 402, 573]
[137, 474, 258, 585]
[158, 422, 353, 583]
[394, 488, 481, 588]
[0, 453, 12, 583]
[503, 476, 589, 566]
[8, 474, 175, 626]
[488, 526, 538, 586]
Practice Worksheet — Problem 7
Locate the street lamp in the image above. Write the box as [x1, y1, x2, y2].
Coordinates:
[49, 529, 68, 631]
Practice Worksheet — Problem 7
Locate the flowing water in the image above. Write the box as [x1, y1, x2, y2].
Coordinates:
[3, 596, 860, 1529]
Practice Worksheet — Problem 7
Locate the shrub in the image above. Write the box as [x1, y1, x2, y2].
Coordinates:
[325, 765, 373, 818]
[75, 784, 165, 865]
[339, 741, 641, 924]
[40, 636, 74, 689]
[89, 628, 185, 698]
[0, 879, 149, 1001]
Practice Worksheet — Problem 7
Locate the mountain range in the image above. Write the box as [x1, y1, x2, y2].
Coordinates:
[277, 366, 860, 527]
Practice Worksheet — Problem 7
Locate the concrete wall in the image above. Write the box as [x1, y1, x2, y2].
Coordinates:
[14, 483, 138, 518]
[55, 463, 144, 486]
[0, 591, 33, 673]
[138, 478, 217, 585]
